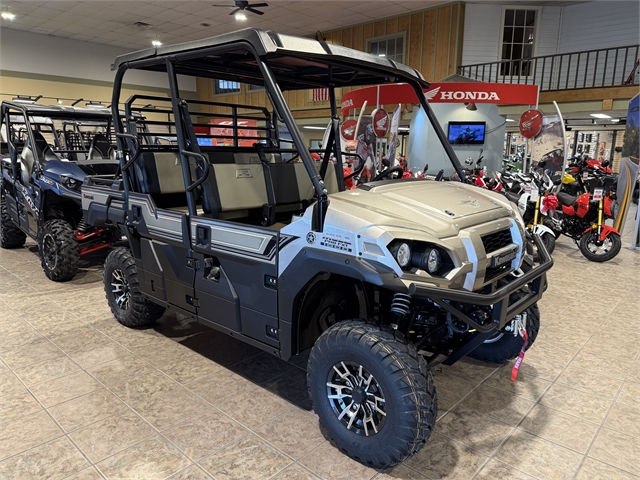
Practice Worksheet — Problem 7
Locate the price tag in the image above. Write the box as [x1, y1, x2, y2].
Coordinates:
[593, 188, 603, 201]
[583, 171, 589, 180]
[524, 185, 532, 193]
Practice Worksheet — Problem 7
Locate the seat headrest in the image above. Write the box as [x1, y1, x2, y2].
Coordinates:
[91, 133, 112, 158]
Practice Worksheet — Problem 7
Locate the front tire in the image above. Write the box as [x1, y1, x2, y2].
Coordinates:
[579, 230, 622, 262]
[467, 302, 540, 364]
[38, 219, 79, 281]
[307, 320, 437, 468]
[104, 247, 165, 327]
[0, 197, 26, 249]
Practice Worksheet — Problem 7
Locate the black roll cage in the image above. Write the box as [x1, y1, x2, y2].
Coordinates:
[111, 38, 466, 231]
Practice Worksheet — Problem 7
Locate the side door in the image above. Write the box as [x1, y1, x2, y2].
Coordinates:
[190, 218, 281, 349]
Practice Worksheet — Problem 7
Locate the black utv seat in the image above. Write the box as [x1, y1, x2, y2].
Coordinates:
[505, 191, 521, 203]
[88, 133, 114, 160]
[20, 130, 60, 184]
[557, 192, 576, 206]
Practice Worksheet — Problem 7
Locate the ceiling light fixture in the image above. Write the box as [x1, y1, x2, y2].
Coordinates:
[505, 118, 515, 122]
[235, 11, 247, 20]
[590, 113, 611, 119]
[378, 54, 386, 57]
[57, 99, 63, 105]
[303, 126, 327, 130]
[152, 39, 162, 47]
[86, 101, 106, 108]
[1, 11, 16, 21]
[610, 118, 620, 123]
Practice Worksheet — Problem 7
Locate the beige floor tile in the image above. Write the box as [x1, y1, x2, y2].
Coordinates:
[604, 402, 640, 438]
[216, 387, 294, 430]
[0, 318, 34, 336]
[0, 370, 25, 394]
[12, 354, 80, 386]
[160, 353, 222, 385]
[495, 429, 584, 479]
[96, 435, 191, 480]
[0, 385, 42, 422]
[109, 370, 177, 403]
[272, 463, 323, 480]
[60, 466, 105, 480]
[617, 382, 640, 407]
[167, 464, 213, 480]
[1, 335, 64, 370]
[186, 368, 258, 406]
[475, 459, 537, 479]
[136, 341, 198, 369]
[453, 384, 535, 426]
[436, 409, 513, 455]
[483, 366, 551, 401]
[129, 383, 209, 431]
[570, 351, 633, 379]
[539, 383, 613, 423]
[519, 404, 599, 454]
[48, 388, 130, 433]
[576, 458, 639, 480]
[255, 408, 326, 459]
[0, 409, 63, 460]
[554, 365, 624, 400]
[589, 427, 640, 475]
[404, 432, 488, 480]
[430, 375, 477, 412]
[163, 408, 248, 462]
[29, 371, 101, 408]
[87, 354, 156, 389]
[0, 436, 88, 480]
[52, 330, 132, 369]
[71, 410, 157, 463]
[199, 434, 293, 480]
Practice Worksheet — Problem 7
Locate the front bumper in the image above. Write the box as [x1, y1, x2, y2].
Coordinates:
[408, 233, 553, 334]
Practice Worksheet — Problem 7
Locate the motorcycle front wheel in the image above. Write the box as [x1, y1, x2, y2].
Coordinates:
[579, 230, 622, 262]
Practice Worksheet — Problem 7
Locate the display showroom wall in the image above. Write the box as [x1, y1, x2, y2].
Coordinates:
[408, 103, 505, 178]
[0, 29, 196, 104]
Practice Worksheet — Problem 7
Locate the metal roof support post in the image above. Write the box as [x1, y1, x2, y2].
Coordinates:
[328, 86, 345, 192]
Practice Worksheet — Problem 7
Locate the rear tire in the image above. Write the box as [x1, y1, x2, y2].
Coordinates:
[579, 230, 622, 262]
[104, 247, 165, 327]
[0, 197, 26, 249]
[38, 219, 79, 281]
[307, 320, 437, 468]
[540, 232, 556, 255]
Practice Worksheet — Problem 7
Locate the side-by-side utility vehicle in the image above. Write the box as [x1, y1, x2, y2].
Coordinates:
[82, 29, 552, 468]
[0, 102, 119, 280]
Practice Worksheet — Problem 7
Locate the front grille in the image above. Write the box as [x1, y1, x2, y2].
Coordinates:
[484, 264, 511, 281]
[481, 229, 512, 254]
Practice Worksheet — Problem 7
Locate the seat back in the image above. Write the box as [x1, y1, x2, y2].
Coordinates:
[136, 152, 186, 195]
[88, 133, 113, 160]
[209, 152, 270, 213]
[20, 146, 35, 185]
[31, 130, 60, 162]
[294, 162, 340, 200]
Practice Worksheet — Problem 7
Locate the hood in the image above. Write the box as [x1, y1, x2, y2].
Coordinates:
[329, 180, 515, 238]
[41, 160, 87, 184]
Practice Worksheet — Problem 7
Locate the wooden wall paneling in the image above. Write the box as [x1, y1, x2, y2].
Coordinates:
[363, 22, 373, 42]
[352, 25, 363, 51]
[331, 30, 342, 45]
[448, 4, 459, 76]
[374, 20, 385, 37]
[342, 28, 352, 48]
[421, 9, 438, 81]
[456, 3, 465, 75]
[408, 12, 423, 71]
[386, 18, 398, 35]
[434, 5, 451, 80]
[398, 15, 410, 34]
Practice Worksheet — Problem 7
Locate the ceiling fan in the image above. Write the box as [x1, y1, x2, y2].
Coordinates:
[212, 0, 269, 16]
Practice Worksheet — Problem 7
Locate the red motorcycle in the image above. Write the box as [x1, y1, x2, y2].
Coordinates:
[555, 162, 620, 262]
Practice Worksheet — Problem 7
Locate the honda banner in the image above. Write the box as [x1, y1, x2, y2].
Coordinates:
[387, 104, 401, 166]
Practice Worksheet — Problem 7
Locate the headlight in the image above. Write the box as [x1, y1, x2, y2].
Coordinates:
[392, 242, 411, 268]
[60, 175, 80, 190]
[425, 248, 442, 273]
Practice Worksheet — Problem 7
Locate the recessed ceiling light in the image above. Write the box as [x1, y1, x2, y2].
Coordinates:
[590, 113, 611, 119]
[235, 12, 247, 21]
[378, 54, 386, 57]
[1, 11, 16, 20]
[152, 39, 162, 47]
[303, 126, 327, 130]
[505, 118, 515, 122]
[200, 22, 211, 27]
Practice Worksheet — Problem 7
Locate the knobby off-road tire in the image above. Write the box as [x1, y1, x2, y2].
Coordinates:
[1, 196, 26, 248]
[104, 247, 165, 327]
[38, 219, 79, 281]
[307, 320, 437, 468]
[532, 231, 556, 262]
[579, 231, 622, 262]
[467, 301, 540, 364]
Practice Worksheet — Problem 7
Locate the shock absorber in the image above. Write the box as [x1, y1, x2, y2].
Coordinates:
[390, 292, 412, 330]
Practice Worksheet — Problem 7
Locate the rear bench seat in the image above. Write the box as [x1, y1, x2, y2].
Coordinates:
[135, 149, 340, 224]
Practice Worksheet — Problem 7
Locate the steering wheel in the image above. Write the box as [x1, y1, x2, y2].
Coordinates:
[371, 166, 404, 182]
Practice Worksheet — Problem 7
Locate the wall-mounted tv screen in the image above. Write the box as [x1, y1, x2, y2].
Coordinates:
[448, 121, 486, 144]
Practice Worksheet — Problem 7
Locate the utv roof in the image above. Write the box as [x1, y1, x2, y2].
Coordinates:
[1, 101, 112, 119]
[111, 28, 429, 91]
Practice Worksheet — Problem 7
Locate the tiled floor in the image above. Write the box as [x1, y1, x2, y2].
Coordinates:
[1, 207, 639, 480]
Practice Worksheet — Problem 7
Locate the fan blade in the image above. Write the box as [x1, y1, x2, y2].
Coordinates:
[229, 7, 240, 15]
[249, 3, 269, 7]
[246, 7, 264, 15]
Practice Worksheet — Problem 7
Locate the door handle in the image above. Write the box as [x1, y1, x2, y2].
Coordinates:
[196, 225, 209, 246]
[131, 205, 142, 222]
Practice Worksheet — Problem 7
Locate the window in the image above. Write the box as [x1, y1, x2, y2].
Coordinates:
[368, 34, 404, 64]
[214, 79, 240, 95]
[500, 8, 538, 76]
[248, 84, 264, 91]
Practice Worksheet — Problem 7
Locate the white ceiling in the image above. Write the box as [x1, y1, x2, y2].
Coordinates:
[0, 1, 450, 51]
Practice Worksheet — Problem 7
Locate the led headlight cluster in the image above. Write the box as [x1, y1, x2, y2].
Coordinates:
[389, 241, 448, 275]
[60, 175, 80, 190]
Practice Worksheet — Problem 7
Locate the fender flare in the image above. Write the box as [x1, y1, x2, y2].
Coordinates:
[583, 224, 620, 241]
[530, 224, 555, 237]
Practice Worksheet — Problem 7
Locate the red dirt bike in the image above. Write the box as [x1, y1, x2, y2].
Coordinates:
[555, 161, 621, 262]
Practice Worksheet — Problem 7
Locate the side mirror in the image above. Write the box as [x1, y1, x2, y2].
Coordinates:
[538, 160, 546, 168]
[602, 160, 610, 168]
[423, 163, 429, 173]
[465, 158, 473, 166]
